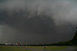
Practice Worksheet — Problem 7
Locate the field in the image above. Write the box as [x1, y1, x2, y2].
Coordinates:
[0, 46, 29, 51]
[25, 46, 68, 50]
[0, 46, 77, 51]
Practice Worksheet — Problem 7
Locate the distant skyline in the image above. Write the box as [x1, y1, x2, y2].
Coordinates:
[0, 0, 77, 44]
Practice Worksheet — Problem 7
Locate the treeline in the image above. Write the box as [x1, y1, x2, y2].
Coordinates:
[0, 44, 5, 46]
[26, 40, 76, 46]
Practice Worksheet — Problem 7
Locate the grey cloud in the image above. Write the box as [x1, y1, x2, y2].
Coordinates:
[0, 0, 76, 44]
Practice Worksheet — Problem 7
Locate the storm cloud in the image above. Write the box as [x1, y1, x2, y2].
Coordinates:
[0, 0, 77, 44]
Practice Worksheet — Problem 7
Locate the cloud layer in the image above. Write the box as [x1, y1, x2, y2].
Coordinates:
[0, 0, 77, 44]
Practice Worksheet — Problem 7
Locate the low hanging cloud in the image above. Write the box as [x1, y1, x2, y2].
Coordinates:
[0, 0, 77, 44]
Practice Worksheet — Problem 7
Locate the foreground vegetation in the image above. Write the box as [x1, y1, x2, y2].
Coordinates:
[0, 46, 29, 51]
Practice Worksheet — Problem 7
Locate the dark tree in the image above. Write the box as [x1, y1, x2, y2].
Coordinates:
[72, 27, 77, 45]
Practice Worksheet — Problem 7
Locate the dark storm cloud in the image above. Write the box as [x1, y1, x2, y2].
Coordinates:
[0, 0, 77, 44]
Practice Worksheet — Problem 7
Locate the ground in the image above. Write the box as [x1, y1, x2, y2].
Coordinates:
[0, 46, 77, 51]
[0, 46, 29, 51]
[24, 46, 68, 50]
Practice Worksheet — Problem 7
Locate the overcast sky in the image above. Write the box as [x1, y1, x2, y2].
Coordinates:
[0, 0, 77, 44]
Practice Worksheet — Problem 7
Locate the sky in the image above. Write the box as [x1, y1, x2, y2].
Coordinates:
[0, 0, 77, 44]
